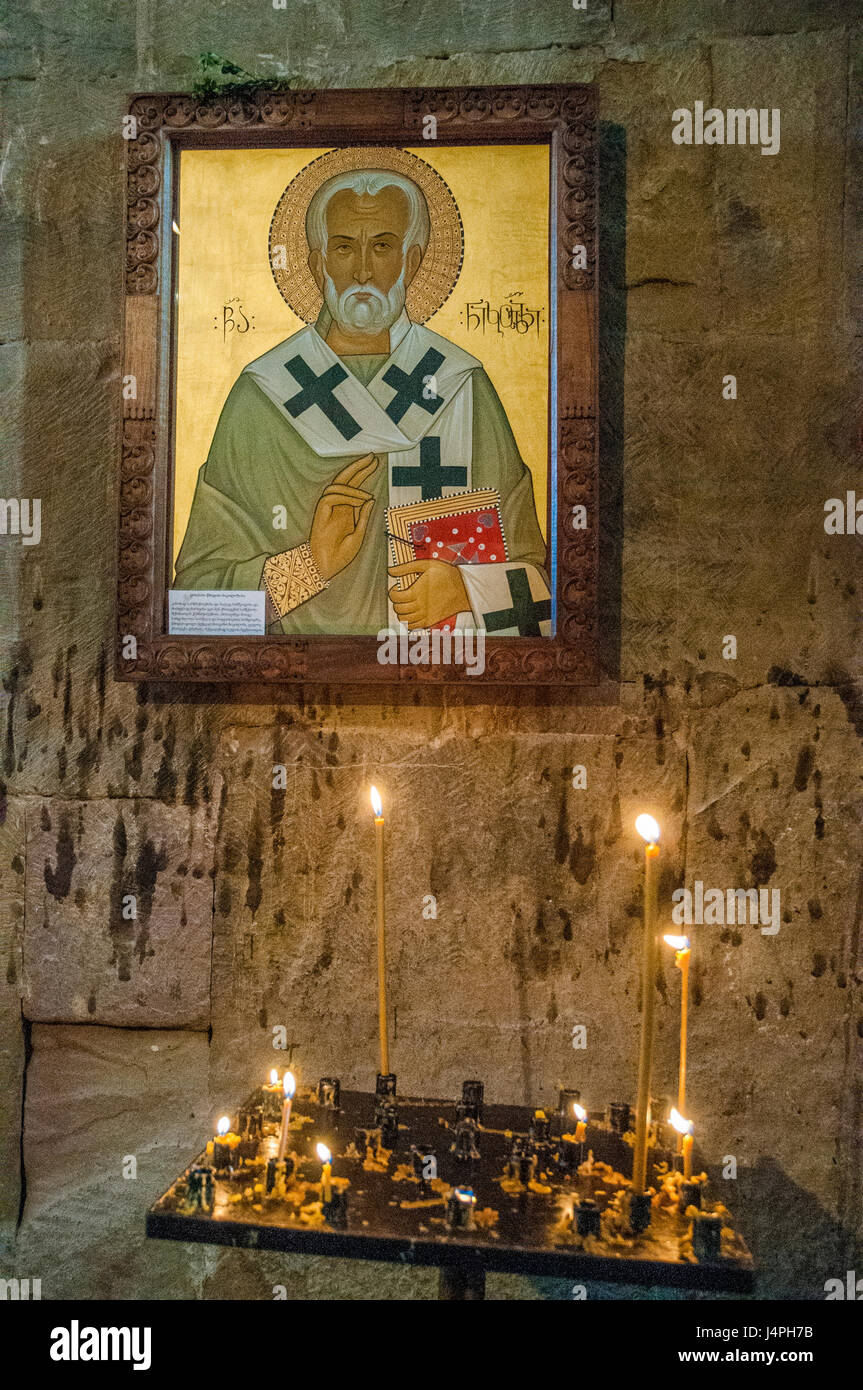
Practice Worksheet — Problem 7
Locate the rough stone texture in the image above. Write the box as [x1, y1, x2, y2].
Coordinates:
[0, 798, 26, 1248]
[208, 716, 687, 1113]
[684, 685, 863, 1297]
[0, 0, 860, 1301]
[24, 795, 217, 1027]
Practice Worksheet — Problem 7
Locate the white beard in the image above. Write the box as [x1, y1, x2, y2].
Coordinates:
[323, 266, 406, 336]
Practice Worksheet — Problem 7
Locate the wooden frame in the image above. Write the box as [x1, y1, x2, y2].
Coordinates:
[118, 84, 598, 686]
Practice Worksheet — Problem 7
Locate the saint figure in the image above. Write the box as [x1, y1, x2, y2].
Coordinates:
[174, 158, 552, 637]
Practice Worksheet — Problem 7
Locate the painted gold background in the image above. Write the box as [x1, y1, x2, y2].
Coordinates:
[173, 144, 550, 569]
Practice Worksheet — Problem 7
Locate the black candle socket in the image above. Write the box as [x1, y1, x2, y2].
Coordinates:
[608, 1101, 632, 1135]
[261, 1087, 284, 1121]
[557, 1089, 581, 1135]
[529, 1112, 551, 1143]
[211, 1140, 234, 1172]
[691, 1212, 723, 1261]
[461, 1080, 484, 1122]
[505, 1136, 536, 1185]
[317, 1077, 341, 1110]
[375, 1073, 397, 1099]
[532, 1139, 553, 1180]
[265, 1157, 278, 1194]
[680, 1180, 703, 1211]
[265, 1156, 295, 1194]
[558, 1138, 580, 1173]
[238, 1103, 263, 1137]
[574, 1198, 602, 1238]
[452, 1117, 481, 1161]
[376, 1100, 399, 1148]
[445, 1186, 476, 1229]
[505, 1138, 523, 1181]
[237, 1133, 259, 1163]
[322, 1190, 349, 1228]
[353, 1128, 370, 1159]
[187, 1165, 214, 1212]
[628, 1190, 652, 1233]
[518, 1146, 537, 1186]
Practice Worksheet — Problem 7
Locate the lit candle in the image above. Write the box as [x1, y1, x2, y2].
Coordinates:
[632, 814, 661, 1198]
[276, 1071, 296, 1162]
[573, 1102, 588, 1145]
[663, 933, 691, 1151]
[370, 785, 389, 1075]
[317, 1142, 333, 1202]
[211, 1114, 240, 1171]
[670, 1107, 694, 1179]
[560, 1101, 588, 1171]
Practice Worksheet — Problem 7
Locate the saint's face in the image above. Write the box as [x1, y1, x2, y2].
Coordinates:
[318, 186, 418, 298]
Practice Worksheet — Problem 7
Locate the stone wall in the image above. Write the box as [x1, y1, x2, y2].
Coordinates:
[1, 0, 860, 1299]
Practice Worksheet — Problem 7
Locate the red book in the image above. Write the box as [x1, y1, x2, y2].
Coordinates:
[386, 489, 507, 631]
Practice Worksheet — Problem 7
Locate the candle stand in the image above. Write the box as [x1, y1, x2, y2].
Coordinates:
[147, 1082, 753, 1301]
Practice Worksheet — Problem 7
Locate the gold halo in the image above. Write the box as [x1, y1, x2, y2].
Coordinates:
[268, 147, 464, 325]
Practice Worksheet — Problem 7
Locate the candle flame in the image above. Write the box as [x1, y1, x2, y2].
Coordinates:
[454, 1186, 476, 1204]
[635, 813, 661, 844]
[663, 934, 690, 950]
[283, 1070, 296, 1099]
[217, 1115, 230, 1137]
[573, 1102, 587, 1122]
[370, 785, 383, 819]
[669, 1106, 694, 1136]
[269, 1069, 279, 1085]
[316, 1142, 331, 1163]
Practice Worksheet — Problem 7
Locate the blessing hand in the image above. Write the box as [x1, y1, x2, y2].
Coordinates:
[309, 454, 378, 581]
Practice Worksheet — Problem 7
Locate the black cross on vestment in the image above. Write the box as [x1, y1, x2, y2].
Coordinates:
[382, 348, 445, 423]
[484, 567, 552, 636]
[391, 436, 468, 500]
[283, 356, 361, 441]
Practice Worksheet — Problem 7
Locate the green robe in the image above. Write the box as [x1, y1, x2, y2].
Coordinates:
[174, 353, 547, 636]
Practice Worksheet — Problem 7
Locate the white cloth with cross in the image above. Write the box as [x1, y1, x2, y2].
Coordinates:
[243, 311, 477, 509]
[242, 311, 551, 636]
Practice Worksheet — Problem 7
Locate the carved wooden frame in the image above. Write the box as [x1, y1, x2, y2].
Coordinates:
[118, 84, 598, 686]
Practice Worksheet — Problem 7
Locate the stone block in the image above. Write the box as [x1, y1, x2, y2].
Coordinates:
[14, 1024, 209, 1300]
[711, 33, 847, 337]
[616, 0, 853, 43]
